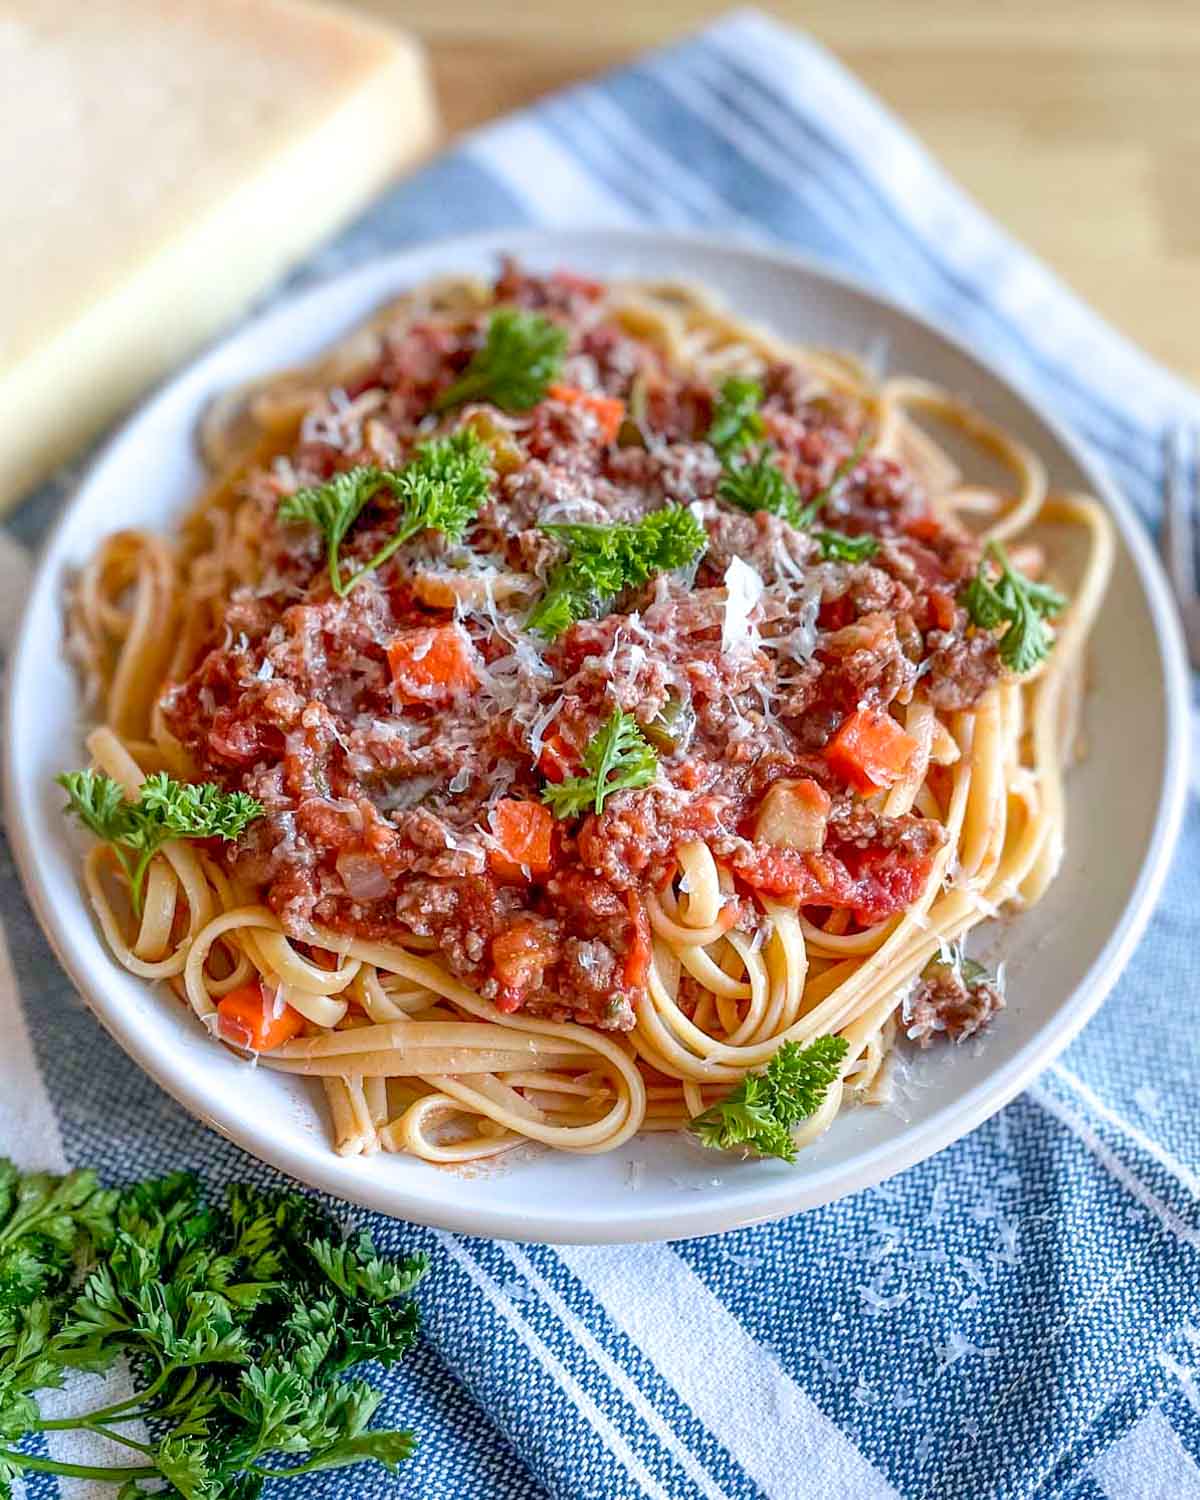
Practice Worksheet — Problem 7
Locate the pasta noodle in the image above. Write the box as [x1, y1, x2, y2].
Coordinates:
[62, 262, 1112, 1168]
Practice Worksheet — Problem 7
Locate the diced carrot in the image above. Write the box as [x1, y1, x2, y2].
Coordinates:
[824, 708, 919, 794]
[547, 383, 626, 443]
[386, 625, 475, 703]
[623, 890, 652, 990]
[488, 799, 556, 881]
[537, 728, 578, 783]
[216, 983, 305, 1052]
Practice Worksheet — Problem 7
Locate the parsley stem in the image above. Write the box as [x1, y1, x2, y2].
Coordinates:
[33, 1415, 157, 1453]
[49, 1365, 176, 1423]
[340, 519, 420, 596]
[254, 1440, 412, 1480]
[0, 1447, 157, 1482]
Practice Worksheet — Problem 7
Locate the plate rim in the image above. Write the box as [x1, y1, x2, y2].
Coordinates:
[4, 224, 1191, 1243]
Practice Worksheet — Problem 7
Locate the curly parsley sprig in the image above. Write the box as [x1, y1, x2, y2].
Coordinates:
[688, 1036, 849, 1163]
[433, 309, 568, 413]
[278, 431, 491, 597]
[707, 375, 767, 460]
[527, 504, 708, 639]
[58, 771, 263, 916]
[0, 1162, 427, 1498]
[541, 710, 658, 818]
[961, 541, 1067, 673]
[708, 374, 872, 546]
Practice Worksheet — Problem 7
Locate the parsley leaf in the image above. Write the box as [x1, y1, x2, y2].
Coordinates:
[813, 529, 879, 563]
[707, 375, 766, 459]
[717, 452, 805, 526]
[688, 1036, 849, 1163]
[527, 504, 708, 639]
[58, 771, 263, 917]
[278, 431, 491, 597]
[541, 709, 658, 818]
[961, 541, 1067, 673]
[0, 1160, 426, 1495]
[793, 431, 871, 527]
[433, 309, 568, 413]
[709, 377, 871, 537]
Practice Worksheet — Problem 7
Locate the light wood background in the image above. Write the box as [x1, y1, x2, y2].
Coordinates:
[348, 0, 1200, 384]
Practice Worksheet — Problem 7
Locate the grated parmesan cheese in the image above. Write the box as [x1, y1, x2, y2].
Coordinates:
[720, 557, 764, 656]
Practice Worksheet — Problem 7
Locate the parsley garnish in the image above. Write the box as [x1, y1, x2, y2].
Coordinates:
[278, 431, 491, 597]
[813, 529, 879, 563]
[717, 452, 806, 526]
[796, 431, 870, 525]
[527, 504, 707, 639]
[433, 309, 568, 413]
[707, 375, 766, 459]
[688, 1036, 849, 1163]
[961, 541, 1067, 673]
[709, 376, 870, 536]
[0, 1161, 426, 1496]
[59, 770, 263, 917]
[541, 709, 658, 817]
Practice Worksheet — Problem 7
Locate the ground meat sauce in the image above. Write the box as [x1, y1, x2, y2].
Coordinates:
[904, 959, 1005, 1046]
[163, 262, 1000, 1032]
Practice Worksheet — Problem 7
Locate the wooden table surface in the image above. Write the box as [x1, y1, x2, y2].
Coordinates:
[351, 0, 1200, 385]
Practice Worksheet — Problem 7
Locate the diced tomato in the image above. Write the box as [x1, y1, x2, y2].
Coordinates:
[386, 625, 476, 703]
[928, 588, 957, 631]
[547, 384, 626, 443]
[537, 728, 578, 783]
[817, 596, 856, 631]
[824, 708, 919, 794]
[215, 983, 305, 1052]
[488, 799, 556, 882]
[840, 844, 932, 924]
[905, 514, 944, 543]
[491, 918, 558, 1009]
[731, 840, 935, 926]
[623, 891, 652, 990]
[551, 269, 605, 300]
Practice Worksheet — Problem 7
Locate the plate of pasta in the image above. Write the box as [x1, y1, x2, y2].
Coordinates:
[5, 228, 1188, 1242]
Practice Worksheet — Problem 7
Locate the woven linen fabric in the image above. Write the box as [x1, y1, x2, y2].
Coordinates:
[2, 11, 1198, 1499]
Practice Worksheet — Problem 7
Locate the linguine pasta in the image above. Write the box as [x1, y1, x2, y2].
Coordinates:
[63, 262, 1113, 1166]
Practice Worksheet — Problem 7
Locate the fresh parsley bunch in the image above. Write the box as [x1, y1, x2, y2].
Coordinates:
[527, 505, 708, 639]
[0, 1160, 427, 1498]
[541, 710, 659, 818]
[688, 1036, 849, 1163]
[433, 309, 568, 413]
[961, 541, 1067, 672]
[279, 429, 492, 597]
[58, 770, 263, 916]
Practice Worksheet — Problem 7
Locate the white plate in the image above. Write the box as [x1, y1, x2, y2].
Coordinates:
[5, 229, 1190, 1243]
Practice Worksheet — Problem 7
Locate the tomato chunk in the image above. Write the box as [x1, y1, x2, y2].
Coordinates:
[623, 891, 652, 990]
[216, 983, 305, 1052]
[547, 383, 625, 443]
[488, 799, 556, 881]
[824, 708, 918, 794]
[387, 625, 475, 703]
[536, 728, 578, 783]
[491, 918, 557, 1008]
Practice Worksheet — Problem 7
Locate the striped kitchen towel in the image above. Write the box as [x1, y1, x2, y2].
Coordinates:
[2, 10, 1198, 1499]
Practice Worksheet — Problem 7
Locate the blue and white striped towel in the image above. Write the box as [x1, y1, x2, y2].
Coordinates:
[3, 12, 1198, 1499]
